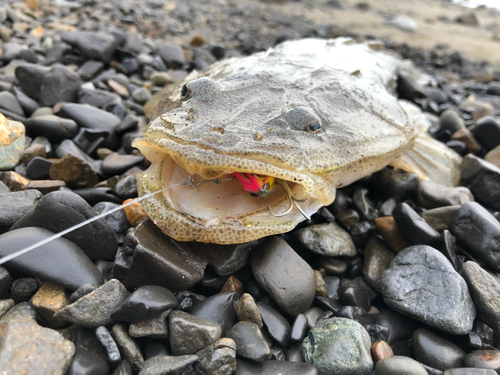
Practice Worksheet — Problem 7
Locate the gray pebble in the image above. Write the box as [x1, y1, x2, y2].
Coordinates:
[294, 222, 356, 257]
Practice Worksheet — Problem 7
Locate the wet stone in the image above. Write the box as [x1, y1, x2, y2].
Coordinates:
[471, 116, 500, 151]
[143, 341, 169, 359]
[95, 326, 121, 365]
[140, 355, 197, 375]
[55, 279, 130, 327]
[11, 278, 39, 304]
[291, 313, 308, 342]
[0, 189, 42, 227]
[236, 359, 319, 375]
[294, 222, 356, 257]
[168, 310, 222, 355]
[114, 219, 207, 291]
[68, 327, 110, 375]
[462, 155, 500, 210]
[93, 202, 130, 235]
[462, 261, 500, 332]
[40, 64, 83, 107]
[335, 208, 359, 227]
[372, 340, 394, 364]
[0, 227, 104, 291]
[449, 202, 500, 271]
[417, 180, 474, 209]
[194, 338, 237, 375]
[11, 190, 117, 262]
[0, 303, 74, 374]
[111, 285, 176, 323]
[129, 309, 170, 339]
[251, 236, 315, 316]
[319, 257, 348, 275]
[421, 206, 460, 232]
[62, 31, 117, 63]
[257, 302, 291, 347]
[413, 328, 465, 371]
[444, 369, 497, 375]
[381, 245, 475, 335]
[236, 292, 263, 328]
[111, 323, 144, 373]
[393, 202, 441, 248]
[196, 241, 257, 276]
[112, 360, 133, 375]
[227, 321, 271, 362]
[115, 175, 137, 199]
[464, 350, 500, 372]
[338, 284, 370, 310]
[191, 292, 238, 336]
[363, 236, 395, 292]
[32, 281, 71, 328]
[353, 187, 378, 220]
[375, 356, 428, 375]
[336, 305, 374, 327]
[302, 317, 373, 375]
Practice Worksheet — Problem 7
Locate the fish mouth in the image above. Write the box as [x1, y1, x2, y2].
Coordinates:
[132, 136, 330, 244]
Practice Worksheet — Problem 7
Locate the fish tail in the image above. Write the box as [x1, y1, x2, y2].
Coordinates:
[390, 131, 462, 186]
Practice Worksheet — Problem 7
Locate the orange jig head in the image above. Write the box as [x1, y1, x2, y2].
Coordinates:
[232, 172, 276, 198]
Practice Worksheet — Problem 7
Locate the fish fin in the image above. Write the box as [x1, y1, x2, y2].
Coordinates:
[390, 131, 462, 186]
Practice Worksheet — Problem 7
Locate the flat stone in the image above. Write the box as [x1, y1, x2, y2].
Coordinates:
[0, 114, 24, 170]
[421, 206, 460, 232]
[413, 328, 465, 370]
[291, 314, 308, 343]
[363, 236, 395, 292]
[25, 115, 78, 142]
[14, 63, 50, 101]
[11, 190, 117, 262]
[190, 291, 238, 336]
[40, 64, 83, 107]
[460, 155, 500, 210]
[375, 356, 427, 375]
[68, 327, 109, 375]
[21, 143, 46, 165]
[0, 91, 24, 116]
[393, 203, 441, 248]
[101, 152, 144, 176]
[26, 180, 66, 194]
[227, 321, 271, 362]
[129, 309, 170, 339]
[381, 245, 475, 335]
[302, 317, 373, 375]
[0, 227, 104, 291]
[78, 60, 104, 81]
[0, 190, 42, 227]
[49, 153, 99, 188]
[62, 31, 117, 63]
[462, 261, 500, 332]
[32, 281, 71, 328]
[195, 338, 236, 375]
[257, 302, 291, 347]
[113, 219, 207, 291]
[251, 237, 315, 316]
[464, 350, 500, 373]
[168, 310, 222, 355]
[55, 279, 130, 327]
[111, 323, 144, 373]
[294, 222, 356, 257]
[0, 303, 74, 373]
[139, 355, 197, 375]
[417, 180, 474, 209]
[0, 171, 28, 191]
[444, 369, 497, 375]
[194, 241, 257, 276]
[111, 285, 176, 323]
[236, 359, 319, 375]
[449, 202, 500, 271]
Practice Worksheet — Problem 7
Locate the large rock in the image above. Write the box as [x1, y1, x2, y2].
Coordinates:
[62, 31, 117, 63]
[381, 245, 475, 335]
[0, 303, 74, 374]
[251, 237, 315, 316]
[0, 114, 24, 171]
[302, 317, 373, 375]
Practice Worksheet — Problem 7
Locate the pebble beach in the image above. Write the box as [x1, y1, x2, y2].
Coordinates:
[1, 0, 500, 374]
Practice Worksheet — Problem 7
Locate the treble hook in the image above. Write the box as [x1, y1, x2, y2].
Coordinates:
[264, 179, 311, 220]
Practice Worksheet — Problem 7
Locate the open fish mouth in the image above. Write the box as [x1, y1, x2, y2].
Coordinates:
[132, 136, 331, 244]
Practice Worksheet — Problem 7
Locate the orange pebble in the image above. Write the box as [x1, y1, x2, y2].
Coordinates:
[123, 199, 148, 226]
[221, 276, 243, 293]
[372, 340, 394, 364]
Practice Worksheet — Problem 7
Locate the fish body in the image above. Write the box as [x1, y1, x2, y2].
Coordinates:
[133, 38, 442, 244]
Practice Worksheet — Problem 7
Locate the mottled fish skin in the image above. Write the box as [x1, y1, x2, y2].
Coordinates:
[133, 38, 418, 244]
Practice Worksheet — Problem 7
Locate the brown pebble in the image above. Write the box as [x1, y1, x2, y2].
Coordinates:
[49, 154, 98, 187]
[123, 198, 148, 226]
[21, 143, 46, 165]
[372, 340, 394, 364]
[190, 35, 207, 46]
[452, 128, 482, 154]
[221, 276, 242, 293]
[464, 350, 500, 371]
[485, 145, 500, 168]
[108, 79, 129, 99]
[29, 25, 45, 39]
[32, 282, 71, 328]
[374, 216, 412, 253]
[318, 257, 348, 275]
[26, 0, 39, 10]
[97, 148, 114, 160]
[314, 270, 327, 296]
[26, 180, 66, 194]
[236, 293, 263, 329]
[460, 98, 494, 121]
[0, 171, 29, 191]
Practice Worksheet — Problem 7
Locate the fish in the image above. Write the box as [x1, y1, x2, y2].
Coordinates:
[132, 38, 461, 245]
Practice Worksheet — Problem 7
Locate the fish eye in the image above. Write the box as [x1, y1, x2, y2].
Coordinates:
[181, 84, 189, 98]
[307, 120, 321, 133]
